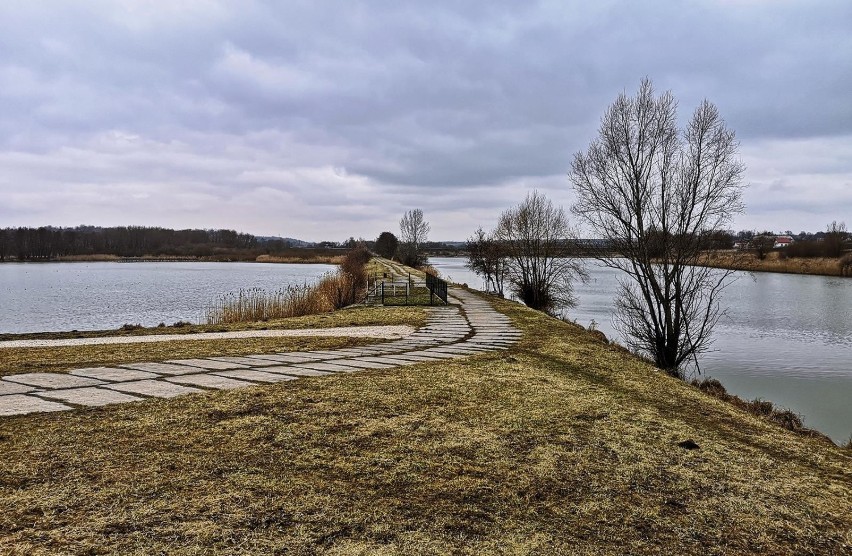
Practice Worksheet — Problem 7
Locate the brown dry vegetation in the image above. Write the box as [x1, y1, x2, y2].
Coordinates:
[699, 250, 849, 277]
[0, 295, 850, 554]
[256, 253, 345, 265]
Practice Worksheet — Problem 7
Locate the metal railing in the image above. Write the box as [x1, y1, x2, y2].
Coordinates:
[426, 273, 448, 305]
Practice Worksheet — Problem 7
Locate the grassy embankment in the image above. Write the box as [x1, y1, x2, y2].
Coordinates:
[1, 291, 850, 554]
[699, 250, 851, 277]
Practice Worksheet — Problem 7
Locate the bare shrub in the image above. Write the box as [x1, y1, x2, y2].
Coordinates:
[466, 227, 508, 296]
[317, 271, 361, 310]
[690, 378, 822, 439]
[840, 254, 852, 277]
[494, 191, 586, 315]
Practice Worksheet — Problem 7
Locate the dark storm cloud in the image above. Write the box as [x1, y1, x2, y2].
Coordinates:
[0, 0, 850, 239]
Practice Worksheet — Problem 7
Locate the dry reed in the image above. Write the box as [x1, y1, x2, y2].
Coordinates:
[206, 247, 371, 324]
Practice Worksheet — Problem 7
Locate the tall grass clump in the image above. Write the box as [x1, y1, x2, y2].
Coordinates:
[690, 377, 835, 443]
[205, 245, 372, 324]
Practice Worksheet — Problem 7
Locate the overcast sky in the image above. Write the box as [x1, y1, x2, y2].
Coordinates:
[1, 1, 850, 241]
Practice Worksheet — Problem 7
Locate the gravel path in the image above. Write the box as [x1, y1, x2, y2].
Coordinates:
[0, 326, 416, 349]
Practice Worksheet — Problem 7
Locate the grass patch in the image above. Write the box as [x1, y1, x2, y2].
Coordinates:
[0, 293, 850, 553]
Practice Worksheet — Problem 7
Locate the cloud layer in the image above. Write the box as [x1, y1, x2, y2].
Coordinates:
[1, 0, 850, 239]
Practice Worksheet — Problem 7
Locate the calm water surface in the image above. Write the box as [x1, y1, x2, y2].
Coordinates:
[431, 257, 852, 443]
[0, 262, 335, 334]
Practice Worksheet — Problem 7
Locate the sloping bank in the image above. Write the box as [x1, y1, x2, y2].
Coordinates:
[0, 289, 849, 554]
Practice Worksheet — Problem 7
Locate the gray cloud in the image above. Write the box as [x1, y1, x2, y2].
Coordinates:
[1, 0, 850, 239]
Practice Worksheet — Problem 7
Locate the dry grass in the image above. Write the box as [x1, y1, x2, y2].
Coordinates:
[55, 254, 122, 262]
[256, 253, 345, 264]
[208, 249, 370, 324]
[699, 250, 848, 277]
[205, 284, 332, 324]
[0, 294, 850, 554]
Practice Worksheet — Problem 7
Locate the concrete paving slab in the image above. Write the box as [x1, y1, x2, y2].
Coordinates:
[334, 359, 397, 370]
[166, 374, 256, 390]
[38, 387, 143, 407]
[420, 350, 468, 359]
[300, 351, 351, 359]
[376, 354, 437, 363]
[0, 394, 72, 416]
[165, 358, 251, 371]
[0, 381, 40, 395]
[212, 369, 299, 383]
[105, 380, 203, 398]
[243, 354, 307, 364]
[428, 346, 484, 355]
[354, 356, 421, 366]
[122, 362, 207, 375]
[70, 367, 160, 382]
[208, 356, 284, 367]
[263, 366, 333, 377]
[3, 373, 105, 389]
[273, 353, 329, 362]
[296, 362, 360, 373]
[405, 350, 460, 360]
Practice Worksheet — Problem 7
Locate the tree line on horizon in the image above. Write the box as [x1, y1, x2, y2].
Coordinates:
[0, 226, 260, 261]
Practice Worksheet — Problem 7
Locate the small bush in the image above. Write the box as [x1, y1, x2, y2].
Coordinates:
[119, 323, 143, 331]
[840, 254, 852, 277]
[691, 378, 819, 440]
[692, 377, 728, 398]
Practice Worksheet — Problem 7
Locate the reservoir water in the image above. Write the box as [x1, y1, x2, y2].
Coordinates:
[430, 257, 852, 443]
[0, 261, 335, 334]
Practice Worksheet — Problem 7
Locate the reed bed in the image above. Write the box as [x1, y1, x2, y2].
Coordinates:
[698, 250, 850, 277]
[255, 253, 346, 264]
[206, 246, 371, 324]
[204, 283, 330, 324]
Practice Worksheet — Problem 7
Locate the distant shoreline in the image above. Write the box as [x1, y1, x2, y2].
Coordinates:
[696, 251, 851, 278]
[0, 254, 343, 265]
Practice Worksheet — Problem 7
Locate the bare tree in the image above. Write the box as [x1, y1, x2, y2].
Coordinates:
[570, 79, 745, 377]
[494, 191, 586, 314]
[824, 221, 848, 258]
[465, 226, 507, 296]
[399, 209, 430, 267]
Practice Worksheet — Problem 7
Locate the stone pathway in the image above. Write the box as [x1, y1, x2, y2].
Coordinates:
[0, 325, 415, 349]
[0, 289, 520, 417]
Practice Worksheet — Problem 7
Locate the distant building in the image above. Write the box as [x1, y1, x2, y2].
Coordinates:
[774, 236, 794, 248]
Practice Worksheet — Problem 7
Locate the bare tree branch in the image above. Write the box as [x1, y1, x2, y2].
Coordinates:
[570, 79, 745, 377]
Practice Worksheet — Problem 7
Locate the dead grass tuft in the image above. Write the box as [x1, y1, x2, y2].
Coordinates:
[689, 377, 833, 441]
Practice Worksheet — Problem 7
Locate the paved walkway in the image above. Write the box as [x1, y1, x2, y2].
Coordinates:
[0, 289, 520, 417]
[0, 325, 415, 349]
